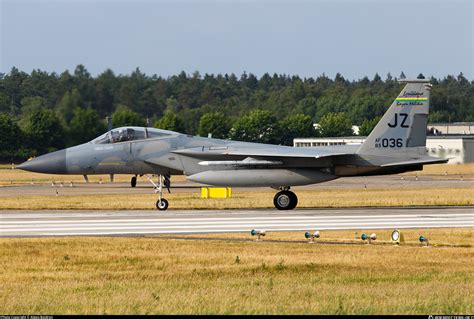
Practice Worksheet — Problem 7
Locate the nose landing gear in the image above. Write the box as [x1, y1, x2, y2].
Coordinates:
[273, 187, 298, 210]
[145, 174, 171, 211]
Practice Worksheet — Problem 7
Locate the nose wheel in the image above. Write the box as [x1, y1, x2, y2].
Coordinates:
[156, 198, 169, 210]
[273, 190, 298, 210]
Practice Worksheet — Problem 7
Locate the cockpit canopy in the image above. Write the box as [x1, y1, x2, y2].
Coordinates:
[93, 127, 173, 144]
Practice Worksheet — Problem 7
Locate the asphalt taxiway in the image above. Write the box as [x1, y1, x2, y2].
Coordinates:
[1, 174, 473, 198]
[1, 206, 472, 237]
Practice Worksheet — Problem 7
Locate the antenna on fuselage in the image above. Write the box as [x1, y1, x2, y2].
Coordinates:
[106, 116, 113, 131]
[145, 117, 150, 138]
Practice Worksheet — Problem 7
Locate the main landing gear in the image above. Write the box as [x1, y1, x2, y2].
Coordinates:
[273, 187, 298, 210]
[131, 175, 137, 188]
[145, 174, 171, 211]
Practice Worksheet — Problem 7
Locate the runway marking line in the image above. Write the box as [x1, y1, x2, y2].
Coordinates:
[1, 213, 473, 224]
[2, 221, 473, 233]
[2, 218, 473, 229]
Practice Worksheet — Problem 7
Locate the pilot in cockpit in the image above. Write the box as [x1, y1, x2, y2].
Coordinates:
[115, 128, 133, 142]
[93, 127, 163, 144]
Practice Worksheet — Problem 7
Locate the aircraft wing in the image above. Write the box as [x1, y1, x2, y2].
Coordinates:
[171, 144, 351, 168]
[171, 145, 347, 159]
[171, 144, 448, 168]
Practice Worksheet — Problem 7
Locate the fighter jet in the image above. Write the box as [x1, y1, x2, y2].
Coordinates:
[18, 79, 447, 210]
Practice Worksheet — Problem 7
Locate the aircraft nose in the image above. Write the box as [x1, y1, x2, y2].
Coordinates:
[17, 149, 67, 174]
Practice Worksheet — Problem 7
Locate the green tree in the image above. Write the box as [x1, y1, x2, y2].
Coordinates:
[0, 90, 9, 113]
[358, 117, 380, 136]
[95, 69, 117, 116]
[21, 107, 65, 155]
[372, 73, 382, 83]
[229, 110, 280, 143]
[179, 108, 201, 134]
[1, 67, 28, 114]
[20, 96, 47, 115]
[278, 114, 316, 146]
[428, 111, 448, 123]
[73, 64, 95, 106]
[294, 97, 318, 119]
[57, 88, 82, 123]
[197, 112, 230, 138]
[154, 110, 183, 131]
[69, 108, 106, 145]
[1, 67, 473, 149]
[0, 113, 24, 159]
[111, 105, 145, 127]
[318, 112, 353, 137]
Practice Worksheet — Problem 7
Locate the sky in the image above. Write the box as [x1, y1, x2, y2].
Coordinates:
[1, 0, 473, 80]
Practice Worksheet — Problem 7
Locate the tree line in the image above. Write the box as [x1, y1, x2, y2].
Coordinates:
[0, 66, 473, 161]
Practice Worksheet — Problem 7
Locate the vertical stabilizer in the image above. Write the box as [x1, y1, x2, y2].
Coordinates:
[357, 79, 432, 156]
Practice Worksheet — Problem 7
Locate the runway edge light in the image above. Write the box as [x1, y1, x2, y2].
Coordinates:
[251, 229, 266, 241]
[305, 231, 320, 243]
[361, 233, 376, 244]
[419, 235, 429, 247]
[391, 229, 404, 245]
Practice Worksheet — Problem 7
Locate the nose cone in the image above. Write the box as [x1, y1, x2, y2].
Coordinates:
[18, 149, 67, 174]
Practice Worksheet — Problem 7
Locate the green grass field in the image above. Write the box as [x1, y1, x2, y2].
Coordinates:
[1, 229, 473, 314]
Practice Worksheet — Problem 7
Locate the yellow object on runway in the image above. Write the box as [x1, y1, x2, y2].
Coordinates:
[201, 187, 232, 199]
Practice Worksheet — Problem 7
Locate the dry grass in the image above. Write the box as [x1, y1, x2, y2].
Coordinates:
[0, 228, 472, 314]
[0, 169, 187, 186]
[0, 187, 472, 210]
[175, 228, 474, 247]
[403, 163, 474, 176]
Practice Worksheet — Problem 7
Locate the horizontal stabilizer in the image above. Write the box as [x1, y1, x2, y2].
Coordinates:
[380, 157, 448, 167]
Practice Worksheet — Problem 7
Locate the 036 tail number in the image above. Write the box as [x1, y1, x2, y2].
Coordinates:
[375, 138, 404, 148]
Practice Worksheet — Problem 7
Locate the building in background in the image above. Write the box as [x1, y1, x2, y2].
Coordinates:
[428, 122, 473, 135]
[294, 134, 474, 164]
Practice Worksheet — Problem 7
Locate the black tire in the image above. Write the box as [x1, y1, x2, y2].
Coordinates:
[288, 191, 298, 210]
[131, 176, 137, 188]
[273, 191, 297, 210]
[156, 198, 169, 210]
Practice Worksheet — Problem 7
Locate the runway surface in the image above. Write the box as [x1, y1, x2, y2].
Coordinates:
[1, 206, 473, 237]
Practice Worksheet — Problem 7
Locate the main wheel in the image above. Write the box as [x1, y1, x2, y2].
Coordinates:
[156, 198, 169, 210]
[131, 176, 137, 188]
[273, 191, 298, 210]
[288, 191, 298, 210]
